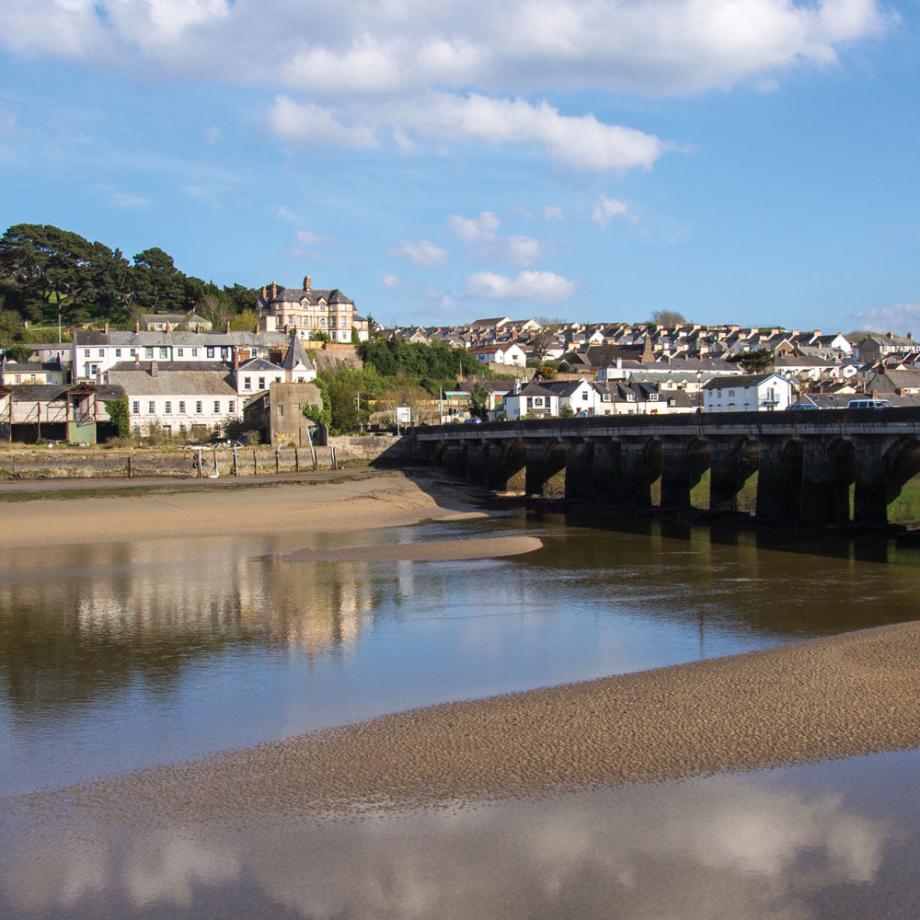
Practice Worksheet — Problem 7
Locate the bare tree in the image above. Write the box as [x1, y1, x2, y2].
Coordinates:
[650, 309, 687, 327]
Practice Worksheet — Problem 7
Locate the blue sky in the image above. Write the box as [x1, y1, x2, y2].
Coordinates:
[2, 0, 919, 332]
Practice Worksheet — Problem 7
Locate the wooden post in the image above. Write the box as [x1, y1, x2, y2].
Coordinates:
[294, 447, 299, 473]
[275, 451, 280, 475]
[232, 447, 238, 477]
[331, 445, 337, 470]
[127, 456, 132, 479]
[253, 449, 258, 475]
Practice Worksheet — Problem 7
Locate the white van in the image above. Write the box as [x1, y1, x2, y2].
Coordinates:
[847, 398, 892, 409]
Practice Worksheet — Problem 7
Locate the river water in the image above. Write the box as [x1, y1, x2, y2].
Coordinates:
[1, 508, 919, 918]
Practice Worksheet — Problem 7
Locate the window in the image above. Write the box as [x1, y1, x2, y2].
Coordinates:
[163, 424, 172, 436]
[532, 397, 544, 408]
[207, 347, 215, 358]
[164, 401, 172, 414]
[178, 401, 186, 414]
[213, 400, 220, 413]
[196, 401, 202, 414]
[84, 349, 90, 357]
[145, 347, 153, 358]
[582, 390, 589, 401]
[98, 349, 104, 357]
[244, 377, 252, 390]
[179, 423, 187, 434]
[148, 401, 155, 413]
[192, 348, 199, 357]
[258, 377, 265, 389]
[132, 401, 139, 414]
[130, 349, 137, 357]
[177, 348, 184, 357]
[728, 389, 735, 398]
[116, 349, 122, 357]
[279, 405, 284, 416]
[159, 347, 168, 359]
[602, 393, 611, 402]
[228, 400, 235, 413]
[275, 376, 281, 383]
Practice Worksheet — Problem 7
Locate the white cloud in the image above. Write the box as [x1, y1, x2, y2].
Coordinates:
[0, 0, 890, 96]
[544, 205, 563, 222]
[466, 270, 576, 302]
[846, 302, 920, 334]
[0, 1, 891, 170]
[592, 195, 638, 228]
[450, 210, 546, 266]
[268, 96, 377, 149]
[272, 205, 299, 223]
[382, 273, 401, 289]
[394, 239, 448, 268]
[449, 211, 501, 245]
[296, 229, 329, 246]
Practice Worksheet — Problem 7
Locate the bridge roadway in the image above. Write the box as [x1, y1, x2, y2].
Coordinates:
[410, 407, 920, 526]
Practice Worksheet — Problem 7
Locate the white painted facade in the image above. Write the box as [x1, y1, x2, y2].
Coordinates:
[702, 374, 793, 413]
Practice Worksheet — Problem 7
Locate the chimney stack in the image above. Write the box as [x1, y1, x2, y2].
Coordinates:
[261, 285, 267, 300]
[272, 281, 277, 299]
[150, 360, 157, 378]
[303, 274, 312, 293]
[232, 349, 239, 370]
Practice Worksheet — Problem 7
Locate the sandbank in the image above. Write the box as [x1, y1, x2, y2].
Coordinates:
[278, 535, 542, 563]
[0, 472, 482, 548]
[29, 620, 920, 821]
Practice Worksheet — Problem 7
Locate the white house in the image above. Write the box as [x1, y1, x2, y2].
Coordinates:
[107, 362, 243, 437]
[468, 343, 527, 366]
[702, 373, 793, 413]
[542, 379, 598, 415]
[234, 335, 317, 395]
[502, 382, 560, 420]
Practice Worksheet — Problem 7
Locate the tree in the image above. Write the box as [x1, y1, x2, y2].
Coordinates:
[103, 398, 131, 438]
[131, 247, 188, 313]
[469, 383, 489, 420]
[0, 224, 95, 324]
[650, 309, 687, 327]
[528, 326, 557, 364]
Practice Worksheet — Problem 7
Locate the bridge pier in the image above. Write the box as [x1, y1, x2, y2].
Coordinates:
[445, 444, 467, 478]
[756, 438, 803, 521]
[853, 438, 889, 526]
[800, 438, 852, 524]
[660, 441, 693, 511]
[619, 439, 656, 508]
[590, 439, 620, 502]
[565, 440, 594, 500]
[464, 442, 488, 486]
[709, 438, 758, 513]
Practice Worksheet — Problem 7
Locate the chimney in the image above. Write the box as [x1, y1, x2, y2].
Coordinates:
[908, 332, 913, 341]
[303, 274, 311, 292]
[261, 285, 267, 300]
[272, 281, 277, 298]
[232, 349, 239, 370]
[150, 360, 157, 377]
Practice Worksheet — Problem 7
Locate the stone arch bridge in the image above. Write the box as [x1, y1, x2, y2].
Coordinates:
[410, 409, 920, 526]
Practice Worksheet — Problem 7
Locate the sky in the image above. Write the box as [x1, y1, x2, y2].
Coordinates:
[1, 0, 919, 333]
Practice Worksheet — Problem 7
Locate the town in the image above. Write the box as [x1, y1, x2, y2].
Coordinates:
[1, 269, 917, 445]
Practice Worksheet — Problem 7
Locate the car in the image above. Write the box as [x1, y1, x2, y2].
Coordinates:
[463, 416, 483, 424]
[787, 402, 819, 410]
[847, 398, 892, 409]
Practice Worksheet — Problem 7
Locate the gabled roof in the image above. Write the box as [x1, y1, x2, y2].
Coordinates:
[703, 373, 785, 390]
[238, 357, 282, 372]
[281, 334, 315, 371]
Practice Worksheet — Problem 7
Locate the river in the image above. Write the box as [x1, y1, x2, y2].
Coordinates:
[1, 506, 919, 918]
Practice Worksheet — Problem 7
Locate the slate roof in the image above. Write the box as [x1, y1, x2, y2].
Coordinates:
[107, 367, 237, 396]
[281, 334, 315, 371]
[263, 286, 354, 306]
[74, 330, 291, 347]
[4, 384, 125, 401]
[703, 373, 784, 390]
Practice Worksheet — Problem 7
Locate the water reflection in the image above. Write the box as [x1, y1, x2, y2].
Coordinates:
[2, 518, 920, 795]
[2, 752, 915, 920]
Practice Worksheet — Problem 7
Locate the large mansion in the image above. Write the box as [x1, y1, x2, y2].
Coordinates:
[258, 275, 361, 343]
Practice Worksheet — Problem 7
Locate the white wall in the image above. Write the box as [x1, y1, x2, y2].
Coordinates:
[128, 394, 242, 436]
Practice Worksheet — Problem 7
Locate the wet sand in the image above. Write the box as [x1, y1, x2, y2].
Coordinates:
[27, 620, 920, 821]
[0, 472, 482, 548]
[278, 535, 543, 563]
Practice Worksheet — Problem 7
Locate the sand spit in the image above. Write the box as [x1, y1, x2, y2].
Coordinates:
[278, 535, 543, 563]
[30, 621, 920, 821]
[0, 472, 482, 548]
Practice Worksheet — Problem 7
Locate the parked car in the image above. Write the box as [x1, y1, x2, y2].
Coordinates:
[787, 402, 819, 411]
[847, 398, 892, 409]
